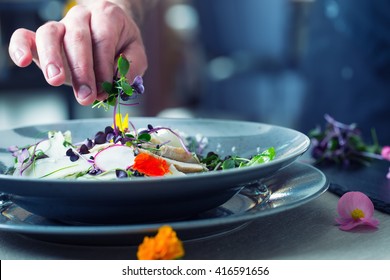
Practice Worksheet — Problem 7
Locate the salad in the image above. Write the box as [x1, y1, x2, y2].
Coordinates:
[7, 56, 275, 180]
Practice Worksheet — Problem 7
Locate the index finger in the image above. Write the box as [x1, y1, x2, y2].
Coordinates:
[61, 6, 97, 105]
[8, 28, 38, 68]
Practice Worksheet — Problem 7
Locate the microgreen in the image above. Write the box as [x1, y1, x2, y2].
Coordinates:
[39, 164, 79, 178]
[309, 114, 384, 166]
[200, 147, 276, 171]
[92, 54, 144, 111]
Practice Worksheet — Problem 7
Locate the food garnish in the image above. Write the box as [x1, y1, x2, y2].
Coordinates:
[309, 114, 382, 166]
[7, 56, 276, 180]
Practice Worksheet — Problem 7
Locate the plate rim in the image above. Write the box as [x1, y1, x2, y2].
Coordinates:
[0, 162, 328, 236]
[0, 117, 310, 186]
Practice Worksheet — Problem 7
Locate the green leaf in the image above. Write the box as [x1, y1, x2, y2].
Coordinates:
[102, 82, 113, 94]
[107, 95, 117, 106]
[121, 81, 133, 96]
[62, 141, 73, 147]
[138, 133, 151, 142]
[246, 147, 276, 167]
[118, 54, 130, 77]
[201, 152, 219, 165]
[222, 158, 236, 170]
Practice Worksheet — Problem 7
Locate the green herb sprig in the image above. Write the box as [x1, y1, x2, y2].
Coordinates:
[309, 114, 383, 166]
[200, 147, 276, 171]
[92, 54, 144, 110]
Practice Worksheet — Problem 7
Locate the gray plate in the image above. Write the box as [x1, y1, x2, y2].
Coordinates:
[0, 162, 328, 246]
[0, 118, 310, 224]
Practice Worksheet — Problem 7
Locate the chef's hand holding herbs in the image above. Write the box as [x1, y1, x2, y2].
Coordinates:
[8, 0, 148, 106]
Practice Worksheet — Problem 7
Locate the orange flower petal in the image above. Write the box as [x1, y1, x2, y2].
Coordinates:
[132, 153, 170, 176]
[137, 226, 184, 260]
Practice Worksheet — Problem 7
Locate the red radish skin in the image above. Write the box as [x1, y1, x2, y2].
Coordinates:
[94, 144, 135, 171]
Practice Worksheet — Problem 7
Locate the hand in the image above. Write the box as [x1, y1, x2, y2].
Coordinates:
[8, 1, 148, 106]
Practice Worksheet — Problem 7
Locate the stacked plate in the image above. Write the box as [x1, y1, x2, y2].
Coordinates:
[0, 118, 328, 245]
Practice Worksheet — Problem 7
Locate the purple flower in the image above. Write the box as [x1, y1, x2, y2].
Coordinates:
[18, 148, 29, 163]
[7, 145, 19, 153]
[131, 76, 144, 95]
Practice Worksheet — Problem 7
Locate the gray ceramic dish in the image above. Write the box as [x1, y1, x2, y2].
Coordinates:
[0, 118, 310, 224]
[0, 162, 328, 246]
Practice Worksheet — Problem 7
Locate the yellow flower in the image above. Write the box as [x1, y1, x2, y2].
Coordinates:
[137, 225, 184, 260]
[114, 113, 129, 132]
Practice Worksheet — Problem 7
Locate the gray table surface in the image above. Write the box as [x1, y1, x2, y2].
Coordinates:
[0, 191, 389, 260]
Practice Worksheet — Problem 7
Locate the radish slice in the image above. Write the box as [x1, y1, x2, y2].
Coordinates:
[94, 145, 135, 171]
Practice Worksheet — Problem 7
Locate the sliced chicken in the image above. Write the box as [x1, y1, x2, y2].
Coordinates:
[139, 149, 206, 173]
[141, 143, 200, 164]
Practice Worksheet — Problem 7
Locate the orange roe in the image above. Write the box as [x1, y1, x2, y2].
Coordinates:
[137, 225, 184, 260]
[132, 152, 170, 176]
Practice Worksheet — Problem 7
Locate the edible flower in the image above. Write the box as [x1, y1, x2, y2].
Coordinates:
[381, 146, 390, 161]
[15, 148, 30, 169]
[137, 225, 184, 260]
[132, 153, 170, 176]
[335, 191, 379, 231]
[114, 113, 129, 133]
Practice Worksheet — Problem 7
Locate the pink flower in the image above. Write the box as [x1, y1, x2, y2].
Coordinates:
[381, 146, 390, 161]
[335, 191, 379, 231]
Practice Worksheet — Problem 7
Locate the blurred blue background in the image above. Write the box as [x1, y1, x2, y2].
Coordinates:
[0, 0, 389, 143]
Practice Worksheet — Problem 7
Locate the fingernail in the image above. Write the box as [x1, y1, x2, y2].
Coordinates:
[77, 85, 92, 100]
[47, 64, 60, 79]
[14, 49, 24, 63]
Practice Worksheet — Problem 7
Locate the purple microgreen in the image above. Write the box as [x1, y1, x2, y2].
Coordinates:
[128, 120, 138, 138]
[18, 148, 30, 163]
[15, 138, 47, 175]
[147, 126, 191, 154]
[66, 148, 79, 162]
[115, 169, 128, 179]
[88, 166, 102, 176]
[7, 145, 19, 153]
[104, 126, 114, 135]
[106, 133, 115, 142]
[92, 55, 144, 111]
[114, 135, 123, 144]
[156, 140, 171, 149]
[79, 144, 90, 155]
[131, 76, 145, 95]
[309, 114, 384, 166]
[94, 131, 107, 145]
